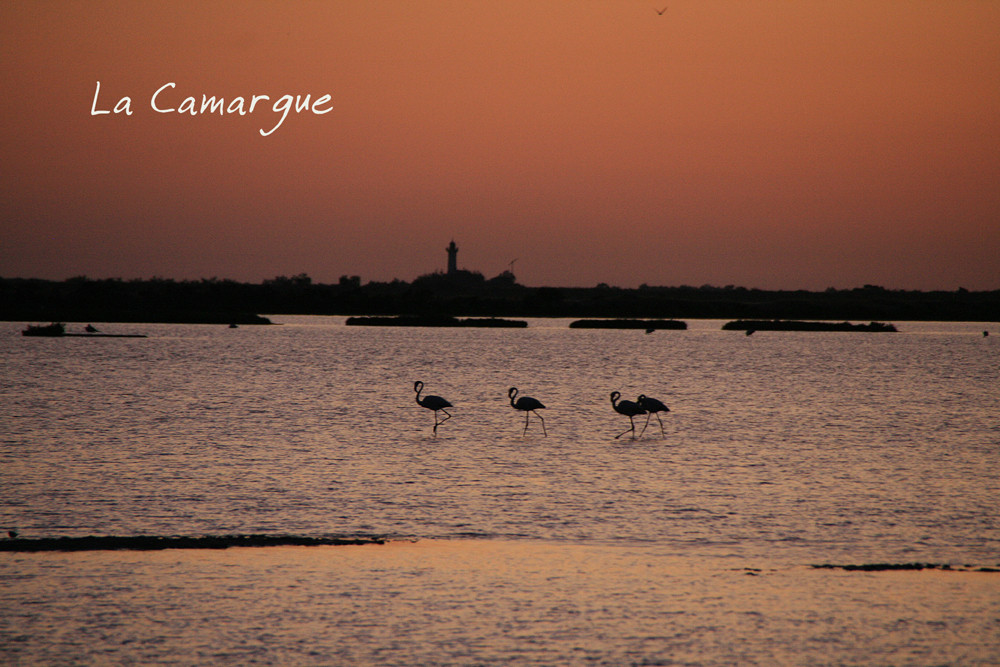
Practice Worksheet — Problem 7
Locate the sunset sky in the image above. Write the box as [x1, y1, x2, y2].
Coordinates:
[2, 1, 998, 290]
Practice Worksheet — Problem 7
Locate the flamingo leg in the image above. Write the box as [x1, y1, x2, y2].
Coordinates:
[432, 409, 452, 435]
[638, 413, 652, 438]
[523, 411, 530, 435]
[655, 413, 665, 437]
[614, 417, 637, 440]
[534, 410, 547, 437]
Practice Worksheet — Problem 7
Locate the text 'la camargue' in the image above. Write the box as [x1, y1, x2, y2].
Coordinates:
[90, 81, 333, 137]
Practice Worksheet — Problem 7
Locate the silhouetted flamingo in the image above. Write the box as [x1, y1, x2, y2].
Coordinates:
[508, 387, 546, 436]
[637, 394, 670, 438]
[610, 391, 646, 439]
[414, 381, 453, 435]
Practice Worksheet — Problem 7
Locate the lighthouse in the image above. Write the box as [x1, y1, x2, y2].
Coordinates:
[446, 240, 458, 275]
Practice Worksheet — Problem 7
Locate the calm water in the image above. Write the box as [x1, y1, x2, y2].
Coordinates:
[2, 317, 998, 665]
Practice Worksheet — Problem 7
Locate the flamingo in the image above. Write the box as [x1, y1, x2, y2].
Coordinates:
[637, 394, 670, 438]
[508, 387, 546, 436]
[610, 391, 646, 439]
[413, 381, 453, 435]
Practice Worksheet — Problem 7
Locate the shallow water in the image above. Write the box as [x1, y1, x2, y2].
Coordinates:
[4, 541, 999, 666]
[2, 317, 998, 664]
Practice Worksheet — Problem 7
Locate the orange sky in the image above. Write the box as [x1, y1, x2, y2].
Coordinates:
[2, 1, 998, 289]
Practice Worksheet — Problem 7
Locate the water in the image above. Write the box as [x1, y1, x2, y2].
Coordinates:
[2, 318, 998, 664]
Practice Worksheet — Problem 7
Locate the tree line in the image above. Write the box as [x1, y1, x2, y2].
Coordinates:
[1, 274, 997, 323]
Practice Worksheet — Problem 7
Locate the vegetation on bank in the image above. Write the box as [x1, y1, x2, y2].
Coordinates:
[569, 319, 687, 330]
[345, 316, 527, 327]
[1, 274, 997, 323]
[722, 320, 898, 332]
[812, 562, 1000, 573]
[0, 534, 386, 552]
[21, 322, 150, 337]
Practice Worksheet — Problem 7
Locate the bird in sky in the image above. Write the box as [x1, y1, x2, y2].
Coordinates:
[656, 6, 668, 15]
[508, 387, 547, 436]
[414, 381, 453, 435]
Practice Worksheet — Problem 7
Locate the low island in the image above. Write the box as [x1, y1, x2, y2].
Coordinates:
[722, 320, 898, 332]
[0, 534, 386, 552]
[22, 323, 148, 338]
[345, 316, 527, 327]
[2, 276, 997, 324]
[569, 318, 687, 330]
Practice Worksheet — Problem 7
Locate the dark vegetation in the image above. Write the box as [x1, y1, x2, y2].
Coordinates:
[812, 562, 1000, 573]
[722, 320, 898, 332]
[0, 534, 386, 552]
[20, 322, 67, 336]
[21, 322, 149, 337]
[346, 316, 527, 327]
[570, 319, 687, 329]
[2, 274, 997, 323]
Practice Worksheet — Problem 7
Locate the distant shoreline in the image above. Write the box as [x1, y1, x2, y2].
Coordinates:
[2, 277, 997, 323]
[722, 320, 898, 332]
[345, 316, 527, 327]
[0, 534, 386, 552]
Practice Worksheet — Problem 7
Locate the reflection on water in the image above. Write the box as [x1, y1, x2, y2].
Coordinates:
[3, 541, 998, 666]
[1, 318, 998, 664]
